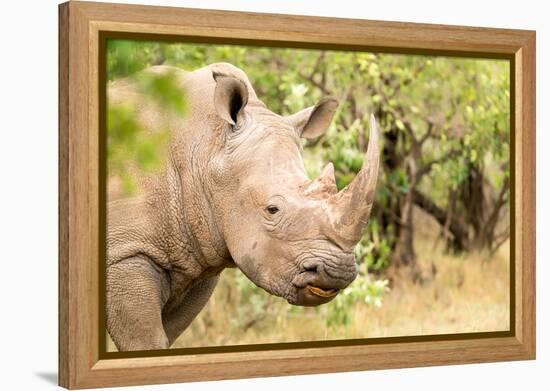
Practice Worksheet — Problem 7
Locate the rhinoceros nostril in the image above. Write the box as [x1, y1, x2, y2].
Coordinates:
[304, 264, 318, 273]
[302, 260, 320, 273]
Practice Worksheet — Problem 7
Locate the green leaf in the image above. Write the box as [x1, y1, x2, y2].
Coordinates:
[395, 119, 405, 131]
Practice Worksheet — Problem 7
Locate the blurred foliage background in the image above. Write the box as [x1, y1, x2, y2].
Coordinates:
[106, 40, 510, 349]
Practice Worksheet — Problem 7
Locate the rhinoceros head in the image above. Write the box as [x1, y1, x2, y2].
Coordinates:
[206, 68, 379, 306]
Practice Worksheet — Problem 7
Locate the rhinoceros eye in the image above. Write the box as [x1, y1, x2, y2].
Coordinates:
[266, 205, 279, 215]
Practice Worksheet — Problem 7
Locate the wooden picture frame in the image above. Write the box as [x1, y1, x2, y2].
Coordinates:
[59, 1, 536, 388]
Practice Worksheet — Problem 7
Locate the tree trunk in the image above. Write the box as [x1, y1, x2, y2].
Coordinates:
[391, 192, 415, 267]
[380, 118, 418, 272]
[458, 165, 486, 250]
[412, 189, 470, 252]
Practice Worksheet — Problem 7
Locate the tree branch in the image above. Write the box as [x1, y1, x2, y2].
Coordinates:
[416, 149, 461, 179]
[298, 52, 330, 95]
[412, 189, 470, 251]
[483, 176, 510, 247]
[490, 226, 510, 256]
[419, 121, 435, 145]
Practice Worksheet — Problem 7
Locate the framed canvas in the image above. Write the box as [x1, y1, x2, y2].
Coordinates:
[58, 1, 536, 389]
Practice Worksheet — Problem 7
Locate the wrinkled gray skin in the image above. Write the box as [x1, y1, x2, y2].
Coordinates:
[107, 63, 379, 351]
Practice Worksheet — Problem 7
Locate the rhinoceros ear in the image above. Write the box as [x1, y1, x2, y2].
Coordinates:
[212, 71, 249, 126]
[287, 97, 338, 139]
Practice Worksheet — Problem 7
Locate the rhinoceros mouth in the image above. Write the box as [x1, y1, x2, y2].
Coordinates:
[306, 285, 340, 298]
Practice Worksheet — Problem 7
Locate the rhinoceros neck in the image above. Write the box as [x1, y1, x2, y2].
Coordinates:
[162, 157, 232, 273]
[107, 163, 231, 293]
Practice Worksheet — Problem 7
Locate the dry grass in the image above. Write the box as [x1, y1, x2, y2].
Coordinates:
[106, 209, 509, 351]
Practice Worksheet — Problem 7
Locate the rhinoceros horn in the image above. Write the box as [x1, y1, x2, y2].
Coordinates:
[327, 114, 380, 249]
[302, 162, 338, 199]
